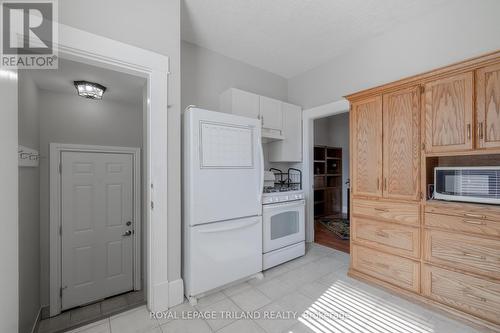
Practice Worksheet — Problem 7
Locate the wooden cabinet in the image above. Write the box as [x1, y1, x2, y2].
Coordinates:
[352, 217, 420, 259]
[259, 96, 283, 134]
[268, 102, 302, 162]
[424, 229, 500, 279]
[476, 62, 500, 149]
[351, 96, 383, 197]
[423, 72, 474, 153]
[347, 52, 500, 331]
[352, 198, 419, 226]
[352, 244, 420, 293]
[383, 87, 420, 200]
[422, 265, 500, 325]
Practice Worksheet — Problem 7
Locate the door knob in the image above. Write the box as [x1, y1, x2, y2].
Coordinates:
[126, 221, 132, 226]
[123, 230, 132, 236]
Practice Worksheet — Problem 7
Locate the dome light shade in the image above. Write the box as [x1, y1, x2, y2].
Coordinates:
[74, 81, 107, 100]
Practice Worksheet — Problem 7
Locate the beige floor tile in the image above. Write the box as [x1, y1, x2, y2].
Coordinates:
[222, 281, 253, 297]
[194, 291, 227, 309]
[230, 288, 272, 312]
[217, 319, 265, 333]
[66, 319, 110, 333]
[110, 306, 159, 333]
[198, 297, 241, 331]
[160, 318, 211, 333]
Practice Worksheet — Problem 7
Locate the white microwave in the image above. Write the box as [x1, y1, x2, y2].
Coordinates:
[434, 167, 500, 205]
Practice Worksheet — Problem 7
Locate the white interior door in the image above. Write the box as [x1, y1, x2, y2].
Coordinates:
[61, 151, 134, 310]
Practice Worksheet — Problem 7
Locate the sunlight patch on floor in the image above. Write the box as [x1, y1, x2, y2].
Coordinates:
[293, 280, 436, 333]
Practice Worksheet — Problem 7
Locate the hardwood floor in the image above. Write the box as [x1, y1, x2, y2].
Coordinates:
[314, 218, 350, 254]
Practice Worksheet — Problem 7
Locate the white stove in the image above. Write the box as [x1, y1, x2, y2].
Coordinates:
[262, 189, 304, 205]
[261, 188, 305, 270]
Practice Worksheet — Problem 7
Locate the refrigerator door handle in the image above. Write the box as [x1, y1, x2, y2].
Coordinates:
[258, 135, 264, 204]
[197, 218, 261, 233]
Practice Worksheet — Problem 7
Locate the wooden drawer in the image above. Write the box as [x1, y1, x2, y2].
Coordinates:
[425, 213, 500, 238]
[424, 230, 500, 279]
[422, 265, 500, 325]
[425, 200, 500, 222]
[351, 244, 420, 292]
[352, 198, 419, 226]
[352, 217, 420, 258]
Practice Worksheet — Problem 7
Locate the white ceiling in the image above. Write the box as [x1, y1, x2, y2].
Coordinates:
[182, 0, 450, 78]
[25, 58, 146, 105]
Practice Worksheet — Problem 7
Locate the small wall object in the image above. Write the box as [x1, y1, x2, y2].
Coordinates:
[18, 145, 40, 167]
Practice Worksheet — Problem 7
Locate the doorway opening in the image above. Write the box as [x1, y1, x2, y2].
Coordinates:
[18, 58, 148, 332]
[312, 113, 350, 253]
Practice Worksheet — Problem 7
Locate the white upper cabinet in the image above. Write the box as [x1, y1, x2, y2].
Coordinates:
[268, 102, 302, 162]
[220, 88, 302, 162]
[220, 88, 259, 118]
[259, 96, 283, 134]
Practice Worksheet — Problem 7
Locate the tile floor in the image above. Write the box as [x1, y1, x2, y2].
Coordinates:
[60, 244, 482, 333]
[37, 291, 145, 333]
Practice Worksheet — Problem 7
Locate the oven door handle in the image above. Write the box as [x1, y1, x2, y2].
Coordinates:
[263, 199, 305, 211]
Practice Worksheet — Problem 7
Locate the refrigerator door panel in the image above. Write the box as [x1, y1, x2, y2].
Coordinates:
[185, 108, 263, 226]
[187, 216, 262, 296]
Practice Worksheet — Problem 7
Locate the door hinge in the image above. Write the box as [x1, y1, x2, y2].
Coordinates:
[421, 142, 426, 151]
[420, 192, 424, 200]
[59, 226, 62, 236]
[151, 201, 154, 210]
[58, 163, 62, 173]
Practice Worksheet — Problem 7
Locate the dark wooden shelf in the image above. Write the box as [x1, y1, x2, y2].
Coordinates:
[314, 145, 343, 219]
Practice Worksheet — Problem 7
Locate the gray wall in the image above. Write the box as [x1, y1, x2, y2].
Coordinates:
[38, 90, 143, 305]
[59, 0, 183, 283]
[288, 0, 500, 108]
[314, 113, 349, 213]
[181, 41, 288, 111]
[18, 74, 41, 333]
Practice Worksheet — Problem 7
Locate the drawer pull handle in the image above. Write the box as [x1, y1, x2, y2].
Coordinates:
[376, 263, 390, 269]
[464, 293, 487, 302]
[462, 219, 486, 225]
[464, 213, 486, 219]
[375, 231, 389, 238]
[463, 252, 486, 260]
[375, 208, 389, 212]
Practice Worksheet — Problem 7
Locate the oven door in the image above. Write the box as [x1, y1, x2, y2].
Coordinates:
[263, 199, 305, 253]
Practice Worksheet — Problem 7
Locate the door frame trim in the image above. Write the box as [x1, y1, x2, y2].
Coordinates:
[50, 143, 141, 311]
[40, 21, 177, 317]
[302, 99, 350, 243]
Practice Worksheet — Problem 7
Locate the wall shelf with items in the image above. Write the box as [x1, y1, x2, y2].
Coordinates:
[314, 146, 342, 218]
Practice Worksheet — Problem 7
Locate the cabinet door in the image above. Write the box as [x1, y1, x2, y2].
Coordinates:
[231, 89, 260, 119]
[259, 96, 283, 131]
[268, 103, 302, 162]
[476, 63, 500, 149]
[351, 96, 383, 197]
[424, 72, 474, 153]
[383, 87, 420, 200]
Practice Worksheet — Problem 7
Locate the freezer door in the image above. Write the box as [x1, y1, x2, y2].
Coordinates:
[186, 216, 262, 296]
[184, 108, 263, 226]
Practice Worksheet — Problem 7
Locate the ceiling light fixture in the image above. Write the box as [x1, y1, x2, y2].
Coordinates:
[74, 80, 107, 100]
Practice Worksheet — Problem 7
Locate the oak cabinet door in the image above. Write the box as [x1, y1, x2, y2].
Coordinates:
[476, 63, 500, 149]
[351, 96, 383, 197]
[424, 72, 474, 153]
[383, 87, 420, 200]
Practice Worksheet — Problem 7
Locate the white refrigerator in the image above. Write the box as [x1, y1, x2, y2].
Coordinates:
[183, 107, 263, 303]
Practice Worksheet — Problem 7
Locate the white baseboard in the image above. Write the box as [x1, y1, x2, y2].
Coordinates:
[31, 307, 42, 333]
[169, 278, 184, 307]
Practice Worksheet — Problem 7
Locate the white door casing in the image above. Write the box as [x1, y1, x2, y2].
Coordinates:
[45, 22, 176, 317]
[61, 151, 134, 310]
